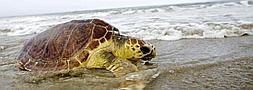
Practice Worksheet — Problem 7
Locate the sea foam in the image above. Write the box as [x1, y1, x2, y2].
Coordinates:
[0, 0, 252, 40]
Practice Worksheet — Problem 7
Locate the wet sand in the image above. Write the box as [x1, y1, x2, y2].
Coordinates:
[145, 57, 253, 90]
[146, 36, 253, 90]
[0, 36, 253, 90]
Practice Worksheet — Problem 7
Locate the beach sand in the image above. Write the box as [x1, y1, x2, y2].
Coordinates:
[145, 36, 253, 90]
[0, 36, 252, 90]
[146, 55, 253, 90]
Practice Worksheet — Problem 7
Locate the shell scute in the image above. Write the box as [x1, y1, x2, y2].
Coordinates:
[91, 19, 110, 26]
[93, 26, 107, 39]
[68, 59, 80, 69]
[105, 32, 112, 40]
[100, 38, 106, 43]
[77, 50, 90, 62]
[87, 40, 100, 50]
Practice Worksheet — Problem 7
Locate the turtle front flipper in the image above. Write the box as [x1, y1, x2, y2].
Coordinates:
[84, 50, 138, 77]
[84, 50, 115, 69]
[106, 59, 138, 77]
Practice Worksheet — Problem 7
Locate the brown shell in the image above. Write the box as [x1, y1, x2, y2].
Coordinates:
[18, 19, 119, 71]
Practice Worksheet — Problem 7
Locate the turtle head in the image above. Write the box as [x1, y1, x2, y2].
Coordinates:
[113, 35, 156, 61]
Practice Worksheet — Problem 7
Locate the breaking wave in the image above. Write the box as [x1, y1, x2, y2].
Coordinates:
[0, 0, 252, 40]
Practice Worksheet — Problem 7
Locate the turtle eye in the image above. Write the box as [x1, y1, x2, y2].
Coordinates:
[140, 46, 150, 54]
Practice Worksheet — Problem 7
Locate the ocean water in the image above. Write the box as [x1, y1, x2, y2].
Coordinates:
[0, 0, 253, 40]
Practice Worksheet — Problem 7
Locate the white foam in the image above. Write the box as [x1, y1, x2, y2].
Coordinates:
[122, 10, 137, 15]
[0, 0, 252, 41]
[240, 0, 252, 6]
[120, 22, 253, 40]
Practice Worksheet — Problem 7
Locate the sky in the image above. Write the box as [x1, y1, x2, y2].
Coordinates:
[0, 0, 218, 17]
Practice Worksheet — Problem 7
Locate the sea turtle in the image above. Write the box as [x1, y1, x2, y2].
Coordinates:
[18, 19, 156, 77]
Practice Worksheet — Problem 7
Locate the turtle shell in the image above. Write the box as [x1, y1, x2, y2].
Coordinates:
[18, 19, 119, 71]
